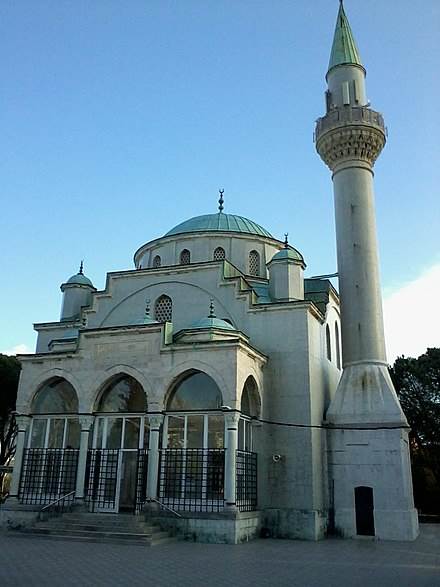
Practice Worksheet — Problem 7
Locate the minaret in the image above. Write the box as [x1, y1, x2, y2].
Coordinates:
[315, 2, 418, 540]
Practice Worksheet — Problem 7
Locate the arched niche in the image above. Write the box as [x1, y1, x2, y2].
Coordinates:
[31, 377, 79, 414]
[95, 374, 147, 413]
[167, 371, 223, 411]
[240, 376, 261, 418]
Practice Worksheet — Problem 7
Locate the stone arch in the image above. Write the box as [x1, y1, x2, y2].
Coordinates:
[90, 365, 152, 414]
[240, 375, 262, 418]
[161, 360, 229, 411]
[26, 368, 83, 415]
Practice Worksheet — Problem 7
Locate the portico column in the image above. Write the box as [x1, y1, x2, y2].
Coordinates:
[9, 414, 31, 499]
[224, 411, 240, 511]
[146, 414, 164, 502]
[75, 415, 94, 503]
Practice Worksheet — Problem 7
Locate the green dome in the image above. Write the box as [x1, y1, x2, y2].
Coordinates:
[190, 316, 236, 331]
[66, 273, 94, 287]
[165, 213, 272, 238]
[270, 248, 304, 263]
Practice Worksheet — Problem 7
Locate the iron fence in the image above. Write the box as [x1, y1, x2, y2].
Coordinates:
[236, 450, 257, 512]
[135, 449, 149, 514]
[19, 448, 79, 506]
[85, 449, 119, 512]
[159, 448, 225, 513]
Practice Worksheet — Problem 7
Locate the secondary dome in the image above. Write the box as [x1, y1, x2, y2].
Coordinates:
[165, 212, 273, 239]
[65, 262, 94, 287]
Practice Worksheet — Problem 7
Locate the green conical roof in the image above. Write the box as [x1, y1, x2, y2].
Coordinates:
[328, 1, 363, 74]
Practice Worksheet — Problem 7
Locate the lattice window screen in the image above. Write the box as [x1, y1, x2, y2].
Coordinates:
[155, 295, 172, 322]
[180, 249, 191, 265]
[213, 247, 225, 261]
[248, 250, 260, 276]
[153, 255, 161, 268]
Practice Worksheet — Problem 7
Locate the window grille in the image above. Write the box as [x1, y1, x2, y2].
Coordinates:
[153, 255, 161, 268]
[213, 247, 225, 261]
[158, 448, 225, 513]
[180, 249, 191, 265]
[155, 295, 172, 322]
[19, 448, 79, 506]
[249, 250, 260, 276]
[236, 450, 257, 512]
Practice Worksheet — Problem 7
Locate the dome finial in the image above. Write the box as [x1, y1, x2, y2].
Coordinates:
[284, 233, 289, 248]
[79, 260, 84, 275]
[209, 298, 216, 318]
[218, 189, 224, 213]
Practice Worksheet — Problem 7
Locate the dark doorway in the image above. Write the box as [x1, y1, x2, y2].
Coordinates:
[355, 486, 375, 536]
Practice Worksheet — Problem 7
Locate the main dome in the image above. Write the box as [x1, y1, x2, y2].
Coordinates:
[165, 213, 273, 238]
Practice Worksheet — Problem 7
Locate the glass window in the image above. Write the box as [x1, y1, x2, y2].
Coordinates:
[124, 418, 140, 449]
[167, 372, 222, 411]
[106, 418, 123, 449]
[48, 419, 65, 448]
[335, 322, 341, 369]
[66, 420, 80, 449]
[154, 294, 172, 322]
[32, 378, 78, 414]
[153, 255, 161, 268]
[326, 324, 332, 361]
[97, 375, 146, 412]
[167, 416, 185, 448]
[208, 416, 224, 449]
[241, 376, 260, 417]
[30, 419, 47, 448]
[249, 250, 260, 276]
[186, 416, 204, 448]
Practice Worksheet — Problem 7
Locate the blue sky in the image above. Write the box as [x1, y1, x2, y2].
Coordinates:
[1, 0, 439, 360]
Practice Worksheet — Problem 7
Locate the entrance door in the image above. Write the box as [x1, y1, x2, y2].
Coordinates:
[90, 416, 147, 513]
[355, 486, 375, 536]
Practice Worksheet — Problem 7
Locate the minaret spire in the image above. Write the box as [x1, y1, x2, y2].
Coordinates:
[328, 1, 363, 75]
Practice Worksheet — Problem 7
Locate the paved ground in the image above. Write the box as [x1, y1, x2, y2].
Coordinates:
[1, 524, 439, 587]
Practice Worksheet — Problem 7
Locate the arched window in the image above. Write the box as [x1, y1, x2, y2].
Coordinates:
[167, 372, 222, 411]
[335, 322, 341, 369]
[153, 255, 161, 268]
[326, 324, 332, 361]
[28, 378, 80, 450]
[97, 375, 146, 412]
[180, 249, 191, 265]
[239, 376, 260, 451]
[213, 247, 225, 261]
[32, 378, 78, 414]
[248, 250, 260, 276]
[155, 294, 172, 322]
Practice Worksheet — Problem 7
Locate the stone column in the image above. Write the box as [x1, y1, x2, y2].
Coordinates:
[146, 414, 164, 502]
[224, 411, 240, 511]
[74, 415, 94, 503]
[9, 414, 31, 499]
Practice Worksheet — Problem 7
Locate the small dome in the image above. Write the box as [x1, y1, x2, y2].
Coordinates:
[165, 212, 272, 239]
[270, 248, 304, 263]
[66, 273, 94, 287]
[190, 316, 236, 331]
[65, 262, 94, 287]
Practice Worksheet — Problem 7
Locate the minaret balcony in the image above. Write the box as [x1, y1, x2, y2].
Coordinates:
[314, 106, 387, 170]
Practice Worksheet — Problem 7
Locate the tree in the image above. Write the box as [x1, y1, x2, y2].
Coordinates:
[0, 354, 21, 496]
[390, 348, 440, 514]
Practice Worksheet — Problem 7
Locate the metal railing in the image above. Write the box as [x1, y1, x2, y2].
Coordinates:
[236, 450, 257, 512]
[145, 497, 182, 518]
[19, 448, 79, 506]
[158, 448, 225, 513]
[38, 490, 75, 520]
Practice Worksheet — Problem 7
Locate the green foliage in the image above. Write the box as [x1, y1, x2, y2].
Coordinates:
[390, 348, 440, 514]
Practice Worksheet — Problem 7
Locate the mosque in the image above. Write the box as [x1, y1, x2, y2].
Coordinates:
[4, 3, 418, 542]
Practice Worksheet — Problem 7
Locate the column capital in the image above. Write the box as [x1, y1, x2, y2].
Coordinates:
[148, 413, 164, 429]
[224, 411, 240, 427]
[14, 414, 31, 432]
[78, 415, 94, 431]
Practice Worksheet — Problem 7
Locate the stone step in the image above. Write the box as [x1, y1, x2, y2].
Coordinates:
[8, 532, 159, 546]
[40, 519, 157, 530]
[23, 527, 156, 541]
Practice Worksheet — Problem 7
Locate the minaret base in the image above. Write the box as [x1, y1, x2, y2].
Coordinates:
[326, 363, 419, 541]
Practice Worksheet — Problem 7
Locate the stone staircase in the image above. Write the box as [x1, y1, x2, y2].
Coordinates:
[14, 512, 175, 546]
